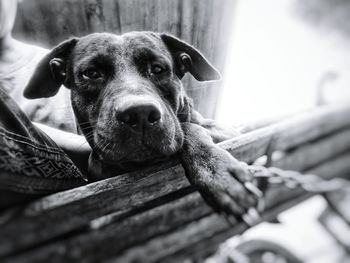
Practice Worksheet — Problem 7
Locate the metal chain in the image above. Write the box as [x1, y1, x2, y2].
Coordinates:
[247, 165, 350, 193]
[234, 164, 350, 226]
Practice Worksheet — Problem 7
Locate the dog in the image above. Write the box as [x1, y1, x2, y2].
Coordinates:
[24, 32, 260, 222]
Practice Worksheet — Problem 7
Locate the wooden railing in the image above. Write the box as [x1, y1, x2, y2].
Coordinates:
[1, 104, 350, 263]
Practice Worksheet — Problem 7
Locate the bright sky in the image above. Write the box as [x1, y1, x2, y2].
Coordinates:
[216, 0, 350, 126]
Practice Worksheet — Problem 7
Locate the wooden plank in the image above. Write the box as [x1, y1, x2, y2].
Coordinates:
[220, 104, 350, 162]
[3, 127, 350, 260]
[0, 104, 349, 258]
[3, 193, 210, 263]
[272, 128, 350, 170]
[0, 163, 190, 256]
[15, 0, 90, 46]
[100, 0, 122, 34]
[109, 153, 350, 263]
[161, 193, 314, 263]
[5, 152, 350, 263]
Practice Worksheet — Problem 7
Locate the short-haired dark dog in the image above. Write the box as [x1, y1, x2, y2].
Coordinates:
[24, 32, 260, 223]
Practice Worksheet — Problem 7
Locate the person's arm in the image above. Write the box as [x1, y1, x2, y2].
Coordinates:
[190, 110, 241, 143]
[33, 122, 91, 175]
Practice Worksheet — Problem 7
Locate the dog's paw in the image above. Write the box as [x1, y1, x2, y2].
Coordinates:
[183, 145, 262, 225]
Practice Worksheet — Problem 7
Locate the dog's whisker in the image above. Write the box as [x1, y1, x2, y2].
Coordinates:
[83, 135, 95, 142]
[78, 140, 91, 148]
[94, 138, 108, 150]
[80, 127, 96, 133]
[84, 134, 95, 141]
[102, 142, 111, 153]
[79, 123, 98, 128]
[80, 124, 97, 131]
[79, 122, 96, 127]
[82, 129, 95, 136]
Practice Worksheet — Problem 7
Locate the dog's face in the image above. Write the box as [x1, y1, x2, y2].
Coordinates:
[24, 32, 220, 169]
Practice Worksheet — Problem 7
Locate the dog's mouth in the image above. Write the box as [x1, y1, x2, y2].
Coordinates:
[94, 141, 163, 163]
[92, 130, 182, 166]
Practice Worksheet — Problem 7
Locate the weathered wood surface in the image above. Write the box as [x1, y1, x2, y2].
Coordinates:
[1, 104, 350, 262]
[5, 138, 350, 263]
[13, 0, 236, 118]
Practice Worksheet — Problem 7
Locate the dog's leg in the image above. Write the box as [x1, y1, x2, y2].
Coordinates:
[179, 122, 261, 221]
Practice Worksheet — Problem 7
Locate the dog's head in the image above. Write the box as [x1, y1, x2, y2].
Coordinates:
[24, 32, 220, 168]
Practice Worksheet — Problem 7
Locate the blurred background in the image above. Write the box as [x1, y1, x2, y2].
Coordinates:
[13, 0, 235, 118]
[217, 0, 350, 126]
[12, 0, 350, 262]
[13, 0, 350, 125]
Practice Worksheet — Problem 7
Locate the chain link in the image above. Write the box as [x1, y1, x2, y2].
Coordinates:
[231, 152, 350, 226]
[247, 165, 350, 193]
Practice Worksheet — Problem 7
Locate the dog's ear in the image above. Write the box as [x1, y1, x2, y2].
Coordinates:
[160, 33, 220, 81]
[24, 38, 78, 99]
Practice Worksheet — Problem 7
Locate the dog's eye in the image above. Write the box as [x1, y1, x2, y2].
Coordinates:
[82, 69, 103, 80]
[150, 64, 166, 75]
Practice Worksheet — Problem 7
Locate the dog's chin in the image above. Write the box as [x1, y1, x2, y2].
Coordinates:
[112, 156, 172, 171]
[95, 147, 175, 172]
[93, 117, 184, 168]
[93, 137, 182, 168]
[98, 148, 162, 163]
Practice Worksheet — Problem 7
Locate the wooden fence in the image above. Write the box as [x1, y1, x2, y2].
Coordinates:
[1, 103, 350, 262]
[13, 0, 237, 118]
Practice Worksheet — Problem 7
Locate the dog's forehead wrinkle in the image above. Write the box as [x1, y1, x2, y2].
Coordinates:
[122, 32, 168, 54]
[74, 33, 123, 60]
[73, 32, 173, 70]
[79, 32, 122, 46]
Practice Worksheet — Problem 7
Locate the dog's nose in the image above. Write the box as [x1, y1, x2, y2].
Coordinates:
[116, 102, 162, 132]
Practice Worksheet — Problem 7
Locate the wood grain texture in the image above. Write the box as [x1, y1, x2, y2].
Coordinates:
[220, 103, 350, 162]
[1, 104, 350, 262]
[4, 153, 350, 263]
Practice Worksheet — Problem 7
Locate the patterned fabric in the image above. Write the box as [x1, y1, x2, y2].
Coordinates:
[0, 87, 86, 195]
